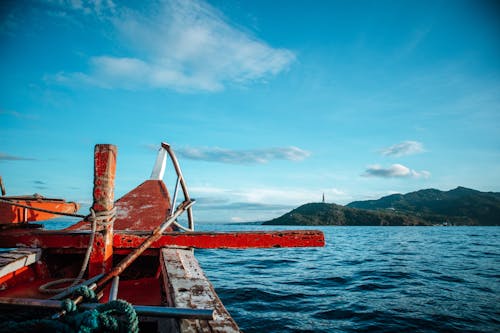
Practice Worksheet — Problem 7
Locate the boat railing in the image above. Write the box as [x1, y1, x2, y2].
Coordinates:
[150, 142, 195, 232]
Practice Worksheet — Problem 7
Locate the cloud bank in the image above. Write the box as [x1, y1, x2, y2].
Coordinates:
[177, 146, 310, 164]
[0, 153, 35, 161]
[380, 141, 425, 157]
[364, 164, 430, 178]
[50, 0, 295, 92]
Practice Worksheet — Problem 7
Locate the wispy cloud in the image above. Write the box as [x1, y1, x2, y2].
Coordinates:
[363, 164, 430, 178]
[49, 0, 295, 92]
[190, 185, 350, 222]
[196, 200, 295, 211]
[177, 146, 310, 164]
[380, 141, 425, 157]
[0, 153, 36, 161]
[191, 186, 348, 206]
[0, 109, 38, 120]
[45, 0, 116, 17]
[33, 180, 48, 189]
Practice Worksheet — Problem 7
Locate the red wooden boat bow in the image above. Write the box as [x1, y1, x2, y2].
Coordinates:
[0, 142, 325, 333]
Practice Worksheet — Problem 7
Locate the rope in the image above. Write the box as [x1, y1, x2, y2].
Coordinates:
[39, 206, 116, 294]
[0, 197, 86, 219]
[0, 287, 138, 333]
[86, 207, 117, 228]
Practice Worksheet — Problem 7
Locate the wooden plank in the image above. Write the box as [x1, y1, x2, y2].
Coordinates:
[0, 230, 92, 249]
[116, 230, 326, 249]
[0, 248, 41, 278]
[161, 248, 241, 333]
[0, 230, 325, 249]
[67, 180, 173, 232]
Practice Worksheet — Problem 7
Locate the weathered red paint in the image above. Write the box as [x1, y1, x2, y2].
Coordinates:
[68, 180, 172, 232]
[0, 266, 35, 290]
[92, 145, 117, 213]
[0, 230, 90, 248]
[115, 230, 326, 249]
[89, 144, 116, 276]
[0, 198, 79, 224]
[100, 277, 162, 306]
[113, 180, 172, 231]
[0, 230, 325, 249]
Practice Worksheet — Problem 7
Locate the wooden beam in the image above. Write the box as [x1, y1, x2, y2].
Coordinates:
[0, 230, 325, 249]
[115, 230, 326, 249]
[0, 249, 41, 278]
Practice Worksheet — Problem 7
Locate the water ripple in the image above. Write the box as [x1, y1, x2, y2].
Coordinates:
[197, 225, 500, 333]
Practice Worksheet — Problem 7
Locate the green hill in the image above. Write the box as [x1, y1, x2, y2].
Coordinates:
[263, 187, 500, 226]
[263, 202, 431, 226]
[347, 187, 500, 226]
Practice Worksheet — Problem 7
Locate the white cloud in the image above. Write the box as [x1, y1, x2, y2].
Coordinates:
[0, 153, 36, 161]
[50, 0, 295, 92]
[187, 185, 352, 222]
[380, 141, 425, 157]
[45, 0, 116, 16]
[364, 164, 430, 178]
[177, 146, 310, 164]
[191, 186, 348, 206]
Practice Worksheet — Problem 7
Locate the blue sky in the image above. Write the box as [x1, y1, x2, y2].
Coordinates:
[1, 0, 499, 223]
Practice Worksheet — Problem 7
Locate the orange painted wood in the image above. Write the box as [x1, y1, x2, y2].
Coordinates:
[0, 266, 35, 290]
[114, 180, 172, 231]
[89, 144, 116, 276]
[68, 180, 172, 232]
[0, 230, 325, 249]
[0, 198, 79, 224]
[92, 144, 117, 213]
[116, 230, 326, 249]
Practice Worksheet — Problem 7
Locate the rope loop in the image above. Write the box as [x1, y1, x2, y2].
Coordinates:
[85, 206, 116, 227]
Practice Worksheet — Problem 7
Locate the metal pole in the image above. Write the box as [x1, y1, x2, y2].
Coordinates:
[161, 142, 195, 230]
[170, 177, 181, 217]
[0, 176, 6, 196]
[109, 276, 119, 301]
[0, 297, 215, 320]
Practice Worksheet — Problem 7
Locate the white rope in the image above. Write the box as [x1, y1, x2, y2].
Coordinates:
[39, 206, 116, 294]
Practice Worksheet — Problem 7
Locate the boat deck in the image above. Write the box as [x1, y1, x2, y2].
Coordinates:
[0, 246, 241, 332]
[161, 248, 240, 332]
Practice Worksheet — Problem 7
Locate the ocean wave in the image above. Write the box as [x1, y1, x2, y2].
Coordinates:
[197, 226, 500, 333]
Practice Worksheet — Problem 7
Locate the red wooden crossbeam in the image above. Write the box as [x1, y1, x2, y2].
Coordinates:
[0, 230, 324, 249]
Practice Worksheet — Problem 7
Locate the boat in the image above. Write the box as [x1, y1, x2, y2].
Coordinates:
[0, 177, 80, 225]
[0, 142, 325, 332]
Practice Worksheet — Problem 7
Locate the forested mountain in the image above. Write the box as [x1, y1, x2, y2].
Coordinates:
[263, 187, 500, 226]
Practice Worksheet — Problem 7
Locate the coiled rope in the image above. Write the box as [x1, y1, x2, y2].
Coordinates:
[0, 286, 138, 333]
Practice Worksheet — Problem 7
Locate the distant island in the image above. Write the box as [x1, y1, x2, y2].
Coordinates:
[263, 187, 500, 226]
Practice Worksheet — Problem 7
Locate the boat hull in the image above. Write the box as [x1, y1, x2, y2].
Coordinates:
[0, 196, 80, 224]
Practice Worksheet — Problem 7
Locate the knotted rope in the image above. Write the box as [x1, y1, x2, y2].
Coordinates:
[39, 207, 116, 294]
[86, 207, 117, 228]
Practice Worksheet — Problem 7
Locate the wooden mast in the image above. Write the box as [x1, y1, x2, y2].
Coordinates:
[88, 144, 117, 276]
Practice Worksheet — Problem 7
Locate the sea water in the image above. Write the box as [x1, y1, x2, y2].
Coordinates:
[41, 220, 499, 332]
[195, 225, 500, 333]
